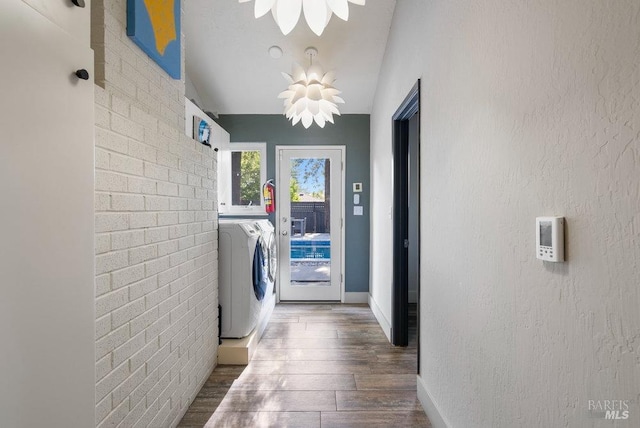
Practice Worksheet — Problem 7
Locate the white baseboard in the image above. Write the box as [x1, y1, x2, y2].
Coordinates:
[417, 375, 450, 428]
[343, 292, 369, 304]
[368, 294, 391, 341]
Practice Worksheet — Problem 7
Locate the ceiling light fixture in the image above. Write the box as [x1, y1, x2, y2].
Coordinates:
[238, 0, 366, 36]
[278, 47, 344, 129]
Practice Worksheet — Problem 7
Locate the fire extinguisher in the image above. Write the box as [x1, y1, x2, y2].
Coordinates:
[263, 179, 276, 214]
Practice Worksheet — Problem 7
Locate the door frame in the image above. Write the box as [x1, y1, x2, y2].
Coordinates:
[275, 145, 346, 303]
[391, 80, 421, 358]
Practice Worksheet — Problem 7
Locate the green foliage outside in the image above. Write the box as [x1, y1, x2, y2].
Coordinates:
[240, 151, 261, 204]
[291, 158, 326, 187]
[290, 177, 300, 202]
[237, 156, 328, 204]
[290, 158, 328, 201]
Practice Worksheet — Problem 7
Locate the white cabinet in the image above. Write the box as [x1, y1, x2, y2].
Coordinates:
[0, 2, 95, 427]
[22, 0, 91, 45]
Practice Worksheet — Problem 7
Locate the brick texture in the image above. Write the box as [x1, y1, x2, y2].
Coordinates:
[92, 2, 218, 427]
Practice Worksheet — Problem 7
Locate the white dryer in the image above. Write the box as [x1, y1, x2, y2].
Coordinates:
[219, 219, 275, 338]
[254, 219, 277, 291]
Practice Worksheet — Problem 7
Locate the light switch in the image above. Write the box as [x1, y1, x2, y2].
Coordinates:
[354, 194, 360, 204]
[354, 206, 363, 216]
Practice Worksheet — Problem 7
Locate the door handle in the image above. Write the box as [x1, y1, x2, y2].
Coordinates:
[75, 69, 90, 80]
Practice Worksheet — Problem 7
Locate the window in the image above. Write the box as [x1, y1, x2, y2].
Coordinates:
[218, 142, 267, 216]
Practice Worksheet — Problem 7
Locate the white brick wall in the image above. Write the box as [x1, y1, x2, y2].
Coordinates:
[92, 0, 185, 131]
[92, 2, 218, 427]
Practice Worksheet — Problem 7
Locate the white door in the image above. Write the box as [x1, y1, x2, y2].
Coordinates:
[0, 2, 95, 427]
[277, 147, 344, 301]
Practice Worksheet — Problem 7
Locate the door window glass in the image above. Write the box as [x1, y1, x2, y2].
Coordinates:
[289, 157, 331, 287]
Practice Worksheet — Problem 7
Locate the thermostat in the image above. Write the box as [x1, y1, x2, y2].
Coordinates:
[536, 217, 564, 262]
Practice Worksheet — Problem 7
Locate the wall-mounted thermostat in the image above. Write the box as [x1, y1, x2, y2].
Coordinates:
[536, 216, 564, 262]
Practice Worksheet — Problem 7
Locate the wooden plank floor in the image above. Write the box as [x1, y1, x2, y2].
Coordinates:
[178, 304, 430, 427]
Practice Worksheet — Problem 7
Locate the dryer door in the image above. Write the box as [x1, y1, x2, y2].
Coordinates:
[265, 231, 277, 282]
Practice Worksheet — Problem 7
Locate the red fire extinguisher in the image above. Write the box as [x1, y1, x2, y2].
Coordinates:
[263, 179, 275, 214]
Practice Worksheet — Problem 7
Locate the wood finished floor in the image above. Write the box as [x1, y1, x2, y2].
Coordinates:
[178, 304, 429, 428]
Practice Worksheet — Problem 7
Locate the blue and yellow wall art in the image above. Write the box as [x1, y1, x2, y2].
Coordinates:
[127, 0, 181, 79]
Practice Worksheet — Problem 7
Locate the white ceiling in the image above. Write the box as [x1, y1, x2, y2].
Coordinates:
[184, 0, 397, 115]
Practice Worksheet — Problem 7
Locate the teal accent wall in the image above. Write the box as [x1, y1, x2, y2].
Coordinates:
[216, 114, 370, 293]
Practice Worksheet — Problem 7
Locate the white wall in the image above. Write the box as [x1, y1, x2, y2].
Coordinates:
[92, 2, 219, 427]
[370, 1, 640, 427]
[0, 2, 95, 427]
[185, 75, 206, 111]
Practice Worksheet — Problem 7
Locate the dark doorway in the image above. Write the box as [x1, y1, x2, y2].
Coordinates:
[391, 81, 420, 370]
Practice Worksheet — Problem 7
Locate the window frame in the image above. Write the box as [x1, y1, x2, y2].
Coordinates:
[218, 142, 267, 216]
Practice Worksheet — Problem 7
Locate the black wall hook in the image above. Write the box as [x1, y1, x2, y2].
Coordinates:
[71, 0, 86, 8]
[75, 69, 90, 80]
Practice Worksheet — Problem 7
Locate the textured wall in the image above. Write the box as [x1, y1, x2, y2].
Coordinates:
[92, 1, 219, 427]
[370, 0, 640, 426]
[216, 114, 371, 293]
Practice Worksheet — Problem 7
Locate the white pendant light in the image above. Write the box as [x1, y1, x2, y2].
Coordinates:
[239, 0, 366, 36]
[278, 47, 344, 129]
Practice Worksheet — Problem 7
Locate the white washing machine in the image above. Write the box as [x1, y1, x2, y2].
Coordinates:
[218, 219, 276, 338]
[254, 219, 277, 291]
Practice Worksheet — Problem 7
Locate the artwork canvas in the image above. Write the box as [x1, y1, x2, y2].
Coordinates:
[193, 116, 212, 147]
[127, 0, 181, 79]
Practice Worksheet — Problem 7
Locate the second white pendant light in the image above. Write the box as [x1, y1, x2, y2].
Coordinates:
[278, 47, 344, 129]
[238, 0, 366, 36]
